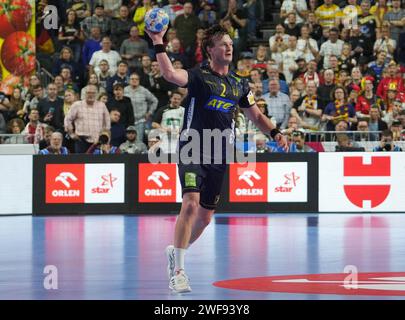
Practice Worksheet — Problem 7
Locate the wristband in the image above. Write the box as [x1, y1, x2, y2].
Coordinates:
[270, 128, 281, 139]
[154, 44, 166, 54]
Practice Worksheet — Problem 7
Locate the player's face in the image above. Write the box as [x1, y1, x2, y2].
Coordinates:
[208, 34, 233, 65]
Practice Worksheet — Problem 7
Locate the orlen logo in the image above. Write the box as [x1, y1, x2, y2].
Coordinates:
[139, 163, 177, 202]
[275, 172, 300, 193]
[92, 173, 117, 194]
[343, 156, 391, 209]
[230, 163, 267, 202]
[46, 164, 85, 203]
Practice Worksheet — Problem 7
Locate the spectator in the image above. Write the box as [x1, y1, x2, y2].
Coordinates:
[86, 129, 121, 154]
[64, 84, 111, 153]
[163, 0, 184, 25]
[98, 92, 109, 105]
[22, 109, 47, 144]
[52, 47, 81, 82]
[58, 9, 82, 63]
[54, 76, 67, 98]
[37, 83, 64, 131]
[371, 0, 391, 28]
[189, 28, 205, 67]
[100, 0, 122, 19]
[377, 61, 405, 99]
[262, 63, 289, 95]
[106, 61, 130, 97]
[7, 88, 25, 121]
[60, 67, 80, 93]
[373, 129, 403, 151]
[147, 128, 163, 156]
[38, 125, 55, 150]
[349, 25, 373, 60]
[317, 69, 336, 108]
[4, 118, 26, 144]
[23, 85, 45, 114]
[39, 132, 69, 155]
[368, 105, 389, 141]
[133, 0, 153, 39]
[81, 4, 111, 39]
[338, 43, 356, 73]
[356, 76, 385, 119]
[124, 73, 158, 142]
[221, 0, 247, 54]
[383, 0, 405, 43]
[109, 108, 126, 147]
[292, 80, 323, 130]
[120, 26, 148, 72]
[107, 83, 134, 128]
[82, 26, 102, 68]
[368, 51, 388, 83]
[284, 12, 301, 38]
[291, 129, 316, 152]
[280, 0, 308, 25]
[269, 24, 289, 67]
[319, 27, 344, 70]
[390, 119, 403, 141]
[301, 60, 321, 86]
[307, 12, 323, 41]
[374, 23, 397, 59]
[174, 1, 202, 53]
[246, 98, 272, 136]
[335, 133, 365, 151]
[68, 0, 91, 23]
[152, 91, 184, 134]
[354, 119, 371, 142]
[148, 60, 178, 108]
[297, 24, 319, 63]
[281, 36, 304, 84]
[315, 0, 340, 28]
[254, 133, 270, 153]
[119, 126, 148, 154]
[137, 55, 153, 88]
[97, 59, 113, 89]
[81, 73, 107, 100]
[263, 79, 291, 129]
[89, 36, 121, 75]
[111, 5, 136, 49]
[167, 38, 190, 68]
[358, 0, 377, 43]
[322, 86, 357, 131]
[198, 1, 217, 29]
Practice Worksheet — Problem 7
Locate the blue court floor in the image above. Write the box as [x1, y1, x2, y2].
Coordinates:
[1, 213, 405, 300]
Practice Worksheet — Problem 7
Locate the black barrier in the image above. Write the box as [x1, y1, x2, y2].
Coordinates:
[33, 153, 318, 215]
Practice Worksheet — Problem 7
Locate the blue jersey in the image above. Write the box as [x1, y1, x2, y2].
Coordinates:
[179, 64, 255, 162]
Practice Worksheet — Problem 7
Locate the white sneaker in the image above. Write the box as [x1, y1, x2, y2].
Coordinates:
[165, 245, 175, 281]
[169, 270, 192, 293]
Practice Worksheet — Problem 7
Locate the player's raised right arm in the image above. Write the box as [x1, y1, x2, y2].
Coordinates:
[145, 28, 189, 87]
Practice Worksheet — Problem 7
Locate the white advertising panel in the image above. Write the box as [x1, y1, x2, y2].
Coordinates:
[85, 164, 125, 203]
[319, 153, 405, 212]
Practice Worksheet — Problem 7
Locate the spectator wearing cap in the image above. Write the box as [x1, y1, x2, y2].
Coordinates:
[120, 26, 148, 72]
[383, 0, 405, 43]
[322, 86, 357, 132]
[377, 61, 405, 100]
[109, 108, 126, 147]
[106, 61, 130, 97]
[89, 36, 122, 76]
[297, 24, 319, 63]
[356, 76, 385, 119]
[319, 27, 344, 70]
[119, 126, 147, 154]
[280, 0, 308, 25]
[107, 83, 134, 128]
[80, 4, 111, 39]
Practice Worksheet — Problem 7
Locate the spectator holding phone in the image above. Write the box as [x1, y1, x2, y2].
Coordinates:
[37, 83, 64, 131]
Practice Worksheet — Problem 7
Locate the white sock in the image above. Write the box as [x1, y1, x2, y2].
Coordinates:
[174, 248, 186, 272]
